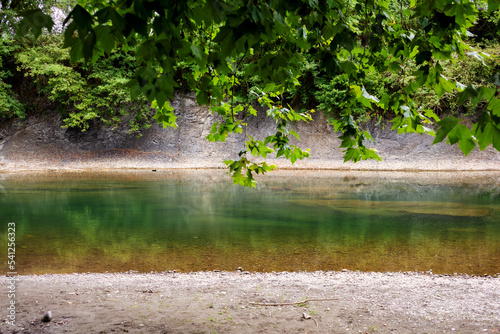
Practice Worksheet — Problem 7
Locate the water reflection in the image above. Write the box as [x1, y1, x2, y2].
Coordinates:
[0, 170, 498, 275]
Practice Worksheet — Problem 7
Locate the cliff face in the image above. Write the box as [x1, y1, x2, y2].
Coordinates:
[0, 95, 499, 170]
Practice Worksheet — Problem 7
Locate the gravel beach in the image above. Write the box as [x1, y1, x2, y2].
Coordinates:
[1, 271, 499, 334]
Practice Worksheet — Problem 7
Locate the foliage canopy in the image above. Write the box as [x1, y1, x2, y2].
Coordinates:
[9, 0, 500, 186]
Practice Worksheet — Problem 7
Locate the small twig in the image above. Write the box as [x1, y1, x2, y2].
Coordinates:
[249, 298, 337, 306]
[312, 317, 319, 328]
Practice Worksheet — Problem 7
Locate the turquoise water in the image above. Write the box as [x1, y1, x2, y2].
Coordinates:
[1, 171, 499, 275]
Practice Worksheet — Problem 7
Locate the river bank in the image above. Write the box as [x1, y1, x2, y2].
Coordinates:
[1, 99, 499, 173]
[1, 271, 499, 334]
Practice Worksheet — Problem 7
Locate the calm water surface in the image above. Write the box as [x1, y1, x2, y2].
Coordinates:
[1, 171, 499, 275]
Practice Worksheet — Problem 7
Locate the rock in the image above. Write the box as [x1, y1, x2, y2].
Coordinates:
[41, 311, 52, 322]
[2, 95, 498, 174]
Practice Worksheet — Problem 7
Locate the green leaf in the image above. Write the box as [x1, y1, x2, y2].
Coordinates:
[457, 85, 477, 105]
[82, 32, 96, 61]
[416, 51, 432, 65]
[339, 61, 357, 76]
[96, 27, 115, 54]
[248, 105, 257, 116]
[215, 26, 235, 58]
[152, 101, 177, 129]
[472, 86, 495, 105]
[190, 44, 204, 59]
[69, 39, 84, 63]
[476, 122, 500, 151]
[488, 0, 499, 12]
[389, 61, 401, 71]
[289, 130, 300, 141]
[125, 13, 147, 36]
[343, 148, 357, 162]
[433, 117, 461, 144]
[453, 4, 466, 26]
[95, 7, 126, 31]
[68, 5, 92, 30]
[350, 85, 362, 97]
[17, 9, 54, 38]
[447, 123, 470, 145]
[424, 110, 440, 122]
[458, 138, 476, 156]
[438, 75, 455, 94]
[493, 127, 500, 151]
[488, 98, 500, 116]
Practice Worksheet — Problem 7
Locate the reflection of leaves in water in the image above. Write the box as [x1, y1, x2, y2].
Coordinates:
[289, 199, 493, 217]
[178, 204, 200, 224]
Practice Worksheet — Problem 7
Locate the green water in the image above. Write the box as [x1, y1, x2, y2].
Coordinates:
[1, 171, 499, 275]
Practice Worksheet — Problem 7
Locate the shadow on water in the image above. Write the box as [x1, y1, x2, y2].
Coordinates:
[0, 170, 499, 275]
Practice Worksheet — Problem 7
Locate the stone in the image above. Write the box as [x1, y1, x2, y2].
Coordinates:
[41, 311, 52, 323]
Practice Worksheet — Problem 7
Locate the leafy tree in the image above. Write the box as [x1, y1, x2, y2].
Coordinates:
[13, 34, 151, 131]
[13, 0, 500, 186]
[0, 38, 25, 118]
[0, 0, 76, 119]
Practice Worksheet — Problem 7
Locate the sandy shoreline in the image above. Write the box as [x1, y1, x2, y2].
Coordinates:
[1, 162, 499, 182]
[1, 156, 500, 173]
[1, 271, 499, 334]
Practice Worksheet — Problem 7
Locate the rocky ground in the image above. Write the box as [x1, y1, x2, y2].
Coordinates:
[1, 271, 499, 334]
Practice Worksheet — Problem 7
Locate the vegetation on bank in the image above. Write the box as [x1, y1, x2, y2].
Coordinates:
[1, 35, 152, 133]
[0, 0, 499, 185]
[1, 27, 499, 124]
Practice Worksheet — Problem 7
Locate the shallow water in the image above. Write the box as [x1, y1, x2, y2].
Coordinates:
[1, 170, 499, 275]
